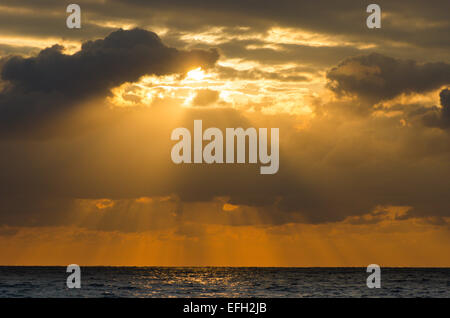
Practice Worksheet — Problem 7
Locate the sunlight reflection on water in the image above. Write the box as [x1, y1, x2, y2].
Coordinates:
[0, 267, 449, 297]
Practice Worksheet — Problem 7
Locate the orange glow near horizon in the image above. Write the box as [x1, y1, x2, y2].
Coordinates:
[1, 207, 449, 267]
[1, 223, 449, 267]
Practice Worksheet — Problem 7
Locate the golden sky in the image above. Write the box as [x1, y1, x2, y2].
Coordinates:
[0, 0, 449, 266]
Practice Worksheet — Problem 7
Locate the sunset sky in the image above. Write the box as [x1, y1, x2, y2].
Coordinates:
[0, 0, 450, 266]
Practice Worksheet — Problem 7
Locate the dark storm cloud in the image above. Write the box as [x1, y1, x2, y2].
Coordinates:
[109, 0, 450, 52]
[0, 28, 219, 137]
[0, 8, 114, 42]
[421, 88, 450, 129]
[326, 53, 450, 103]
[440, 89, 450, 123]
[2, 1, 450, 65]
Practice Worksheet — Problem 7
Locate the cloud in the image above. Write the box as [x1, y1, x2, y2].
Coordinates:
[441, 88, 450, 122]
[0, 5, 449, 233]
[192, 89, 219, 106]
[0, 225, 19, 237]
[421, 88, 450, 129]
[216, 65, 310, 82]
[3, 1, 450, 71]
[326, 53, 450, 104]
[0, 28, 219, 138]
[0, 44, 40, 57]
[1, 101, 450, 229]
[110, 0, 450, 50]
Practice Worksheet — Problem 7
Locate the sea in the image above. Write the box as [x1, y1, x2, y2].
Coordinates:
[0, 267, 449, 298]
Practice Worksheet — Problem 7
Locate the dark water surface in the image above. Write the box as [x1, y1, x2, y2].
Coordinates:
[0, 267, 449, 297]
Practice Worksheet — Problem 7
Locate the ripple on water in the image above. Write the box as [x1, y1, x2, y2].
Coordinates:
[0, 267, 449, 298]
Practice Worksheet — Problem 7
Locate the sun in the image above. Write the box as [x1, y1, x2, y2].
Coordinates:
[186, 67, 205, 81]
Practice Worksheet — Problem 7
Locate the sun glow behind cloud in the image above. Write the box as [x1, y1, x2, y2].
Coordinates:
[106, 61, 319, 115]
[186, 67, 206, 81]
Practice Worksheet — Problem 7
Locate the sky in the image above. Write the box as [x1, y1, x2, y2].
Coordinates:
[0, 0, 449, 266]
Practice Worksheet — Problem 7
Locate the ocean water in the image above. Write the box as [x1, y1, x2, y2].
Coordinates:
[0, 267, 449, 298]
